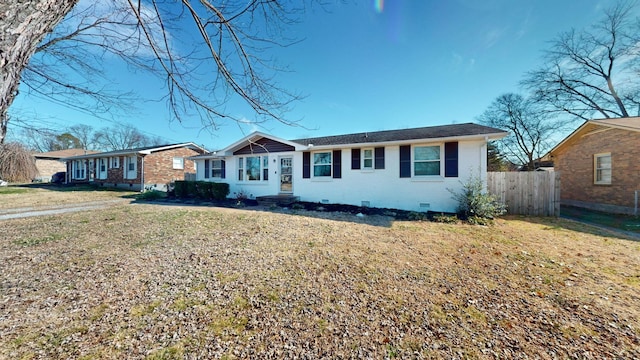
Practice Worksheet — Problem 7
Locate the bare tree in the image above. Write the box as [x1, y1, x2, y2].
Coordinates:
[478, 93, 563, 171]
[0, 0, 306, 144]
[21, 128, 83, 152]
[93, 124, 159, 150]
[68, 124, 96, 150]
[522, 1, 640, 120]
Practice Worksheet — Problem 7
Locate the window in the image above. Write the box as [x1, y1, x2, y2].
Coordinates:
[594, 153, 611, 184]
[124, 156, 137, 179]
[414, 145, 441, 176]
[362, 148, 373, 169]
[238, 156, 268, 181]
[212, 160, 223, 178]
[263, 156, 269, 181]
[313, 151, 332, 177]
[99, 158, 106, 172]
[110, 156, 120, 168]
[73, 160, 86, 179]
[173, 157, 184, 169]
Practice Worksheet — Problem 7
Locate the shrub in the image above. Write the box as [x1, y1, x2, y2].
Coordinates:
[137, 190, 166, 201]
[195, 181, 211, 199]
[407, 211, 427, 221]
[432, 213, 459, 223]
[449, 175, 507, 221]
[174, 181, 189, 198]
[211, 182, 230, 200]
[172, 181, 229, 200]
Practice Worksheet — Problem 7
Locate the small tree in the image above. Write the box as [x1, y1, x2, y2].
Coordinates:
[0, 142, 38, 182]
[449, 175, 507, 222]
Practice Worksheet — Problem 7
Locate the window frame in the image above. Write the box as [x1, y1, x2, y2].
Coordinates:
[73, 160, 86, 179]
[237, 155, 268, 182]
[110, 156, 120, 169]
[362, 148, 374, 170]
[312, 151, 332, 178]
[211, 159, 223, 178]
[594, 152, 612, 185]
[412, 144, 442, 177]
[173, 157, 184, 170]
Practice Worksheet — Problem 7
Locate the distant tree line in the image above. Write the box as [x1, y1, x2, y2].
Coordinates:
[22, 123, 166, 152]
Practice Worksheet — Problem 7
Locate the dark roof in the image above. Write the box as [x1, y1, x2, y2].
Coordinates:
[33, 149, 99, 159]
[61, 142, 206, 160]
[291, 123, 507, 146]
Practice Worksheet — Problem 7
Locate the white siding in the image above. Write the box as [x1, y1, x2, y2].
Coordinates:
[194, 139, 488, 213]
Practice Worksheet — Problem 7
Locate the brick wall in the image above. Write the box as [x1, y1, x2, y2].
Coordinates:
[554, 126, 640, 212]
[35, 159, 65, 181]
[143, 147, 200, 188]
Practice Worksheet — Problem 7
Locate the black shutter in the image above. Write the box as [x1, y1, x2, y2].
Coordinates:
[204, 160, 210, 178]
[444, 142, 459, 177]
[351, 148, 361, 170]
[374, 147, 385, 169]
[333, 150, 341, 178]
[221, 159, 226, 179]
[399, 145, 411, 178]
[303, 152, 310, 178]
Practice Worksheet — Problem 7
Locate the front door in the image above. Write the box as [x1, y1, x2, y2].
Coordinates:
[279, 157, 293, 193]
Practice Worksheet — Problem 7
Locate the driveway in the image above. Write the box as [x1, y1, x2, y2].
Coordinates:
[0, 199, 131, 220]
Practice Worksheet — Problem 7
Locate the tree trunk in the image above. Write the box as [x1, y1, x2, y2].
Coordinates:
[0, 0, 78, 144]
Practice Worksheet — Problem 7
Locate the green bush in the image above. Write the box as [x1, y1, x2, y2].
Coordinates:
[449, 175, 507, 221]
[137, 190, 166, 201]
[195, 181, 211, 199]
[171, 181, 229, 200]
[174, 181, 189, 198]
[211, 182, 230, 200]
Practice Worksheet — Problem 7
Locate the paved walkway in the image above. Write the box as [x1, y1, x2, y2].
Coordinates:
[0, 199, 130, 220]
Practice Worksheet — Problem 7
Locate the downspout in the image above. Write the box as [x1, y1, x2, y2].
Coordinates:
[140, 154, 145, 192]
[481, 136, 488, 183]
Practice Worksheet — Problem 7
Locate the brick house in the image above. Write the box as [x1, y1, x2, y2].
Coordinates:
[33, 149, 99, 182]
[548, 117, 640, 215]
[61, 143, 207, 191]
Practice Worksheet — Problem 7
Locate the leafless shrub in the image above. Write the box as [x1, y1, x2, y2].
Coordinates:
[0, 142, 38, 182]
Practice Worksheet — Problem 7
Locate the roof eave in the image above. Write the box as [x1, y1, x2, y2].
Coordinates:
[299, 131, 508, 150]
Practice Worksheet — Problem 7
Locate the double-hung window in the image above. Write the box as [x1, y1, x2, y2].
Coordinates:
[173, 157, 184, 169]
[73, 160, 86, 179]
[110, 156, 120, 168]
[594, 153, 611, 185]
[212, 160, 223, 178]
[414, 145, 441, 176]
[238, 156, 268, 181]
[362, 148, 373, 170]
[313, 151, 332, 177]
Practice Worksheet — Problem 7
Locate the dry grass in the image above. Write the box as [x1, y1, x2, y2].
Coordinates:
[0, 189, 639, 359]
[0, 185, 135, 210]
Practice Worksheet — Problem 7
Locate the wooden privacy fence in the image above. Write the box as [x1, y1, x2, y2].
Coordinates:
[487, 171, 560, 217]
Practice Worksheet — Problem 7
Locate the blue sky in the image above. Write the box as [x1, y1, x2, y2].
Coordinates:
[9, 0, 608, 150]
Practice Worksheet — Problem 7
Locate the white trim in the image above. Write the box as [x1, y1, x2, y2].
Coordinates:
[594, 152, 612, 185]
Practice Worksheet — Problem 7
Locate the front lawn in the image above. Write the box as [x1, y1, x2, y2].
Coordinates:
[0, 201, 638, 358]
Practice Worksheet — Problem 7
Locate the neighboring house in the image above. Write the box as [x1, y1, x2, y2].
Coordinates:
[33, 149, 98, 182]
[62, 143, 207, 191]
[191, 123, 507, 213]
[548, 117, 640, 215]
